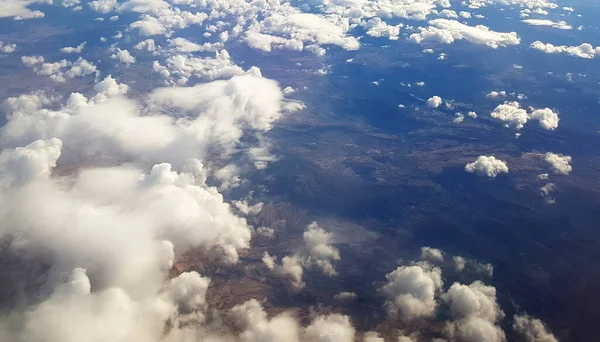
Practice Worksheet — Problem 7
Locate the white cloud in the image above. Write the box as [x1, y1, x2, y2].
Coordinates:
[421, 246, 444, 263]
[531, 41, 600, 59]
[308, 0, 451, 22]
[305, 314, 355, 342]
[229, 299, 301, 342]
[443, 281, 506, 342]
[275, 255, 305, 289]
[88, 0, 117, 14]
[443, 281, 503, 322]
[0, 64, 296, 340]
[303, 221, 341, 276]
[427, 96, 443, 108]
[363, 17, 401, 40]
[522, 19, 572, 30]
[21, 55, 97, 82]
[438, 9, 458, 18]
[0, 0, 46, 20]
[169, 37, 223, 53]
[540, 183, 555, 203]
[544, 152, 572, 175]
[111, 48, 136, 65]
[468, 111, 477, 118]
[453, 112, 465, 123]
[381, 262, 443, 320]
[229, 299, 357, 342]
[467, 0, 558, 9]
[530, 108, 559, 130]
[262, 251, 276, 270]
[256, 226, 275, 238]
[452, 256, 494, 276]
[60, 41, 86, 54]
[487, 90, 507, 98]
[491, 101, 529, 129]
[410, 19, 520, 48]
[234, 200, 264, 216]
[245, 12, 360, 54]
[465, 156, 509, 178]
[472, 261, 494, 277]
[153, 50, 244, 85]
[513, 314, 558, 342]
[453, 256, 466, 271]
[490, 101, 557, 131]
[0, 41, 17, 53]
[129, 9, 208, 37]
[134, 38, 155, 50]
[334, 292, 358, 301]
[363, 332, 385, 342]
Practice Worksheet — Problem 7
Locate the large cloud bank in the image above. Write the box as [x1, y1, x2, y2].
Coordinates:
[0, 67, 295, 341]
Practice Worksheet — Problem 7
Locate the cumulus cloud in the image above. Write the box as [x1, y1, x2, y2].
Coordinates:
[0, 41, 17, 53]
[453, 256, 467, 271]
[262, 252, 277, 270]
[0, 54, 296, 339]
[410, 19, 520, 48]
[452, 256, 494, 276]
[0, 71, 287, 256]
[467, 0, 558, 9]
[234, 200, 264, 216]
[531, 41, 600, 59]
[276, 255, 305, 289]
[491, 101, 529, 129]
[305, 314, 356, 342]
[487, 90, 507, 98]
[60, 41, 86, 54]
[21, 55, 97, 82]
[530, 108, 559, 130]
[522, 19, 572, 30]
[487, 91, 526, 100]
[544, 152, 572, 175]
[362, 17, 401, 40]
[111, 48, 136, 64]
[453, 112, 465, 123]
[303, 221, 341, 276]
[256, 226, 275, 238]
[421, 246, 444, 263]
[244, 12, 360, 54]
[153, 50, 244, 85]
[540, 183, 556, 204]
[135, 38, 159, 53]
[381, 262, 443, 320]
[363, 331, 385, 342]
[0, 0, 46, 20]
[229, 299, 301, 342]
[465, 156, 509, 178]
[513, 314, 558, 342]
[229, 299, 357, 342]
[427, 96, 443, 108]
[490, 101, 558, 131]
[128, 8, 208, 37]
[334, 291, 358, 301]
[442, 281, 505, 342]
[169, 37, 223, 53]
